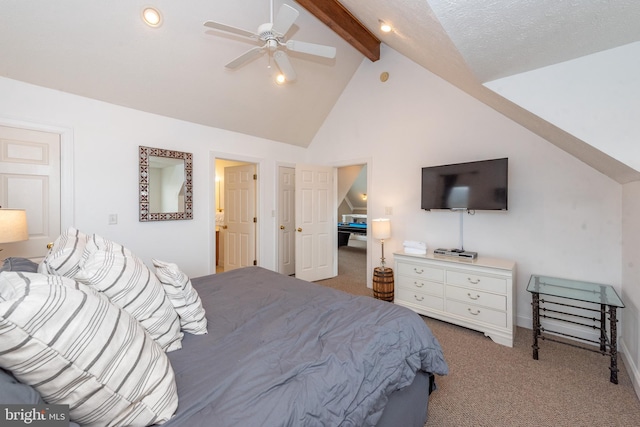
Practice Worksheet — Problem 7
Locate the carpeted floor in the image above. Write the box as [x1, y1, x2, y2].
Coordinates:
[315, 245, 372, 297]
[314, 246, 640, 426]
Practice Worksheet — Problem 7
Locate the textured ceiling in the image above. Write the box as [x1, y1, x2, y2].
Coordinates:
[428, 0, 640, 83]
[1, 0, 640, 180]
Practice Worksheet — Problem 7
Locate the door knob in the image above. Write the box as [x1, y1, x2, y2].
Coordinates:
[280, 225, 285, 230]
[222, 225, 228, 229]
[297, 227, 302, 232]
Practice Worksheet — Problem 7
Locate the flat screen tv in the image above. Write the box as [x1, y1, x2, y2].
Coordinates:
[421, 158, 508, 211]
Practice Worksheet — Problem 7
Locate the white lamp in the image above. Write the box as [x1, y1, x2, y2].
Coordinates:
[0, 209, 29, 250]
[372, 218, 391, 268]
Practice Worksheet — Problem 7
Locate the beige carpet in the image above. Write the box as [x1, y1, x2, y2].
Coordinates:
[315, 246, 640, 426]
[315, 246, 373, 298]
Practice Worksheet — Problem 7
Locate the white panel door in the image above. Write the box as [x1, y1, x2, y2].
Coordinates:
[224, 164, 256, 271]
[0, 125, 60, 259]
[295, 164, 335, 282]
[278, 166, 295, 275]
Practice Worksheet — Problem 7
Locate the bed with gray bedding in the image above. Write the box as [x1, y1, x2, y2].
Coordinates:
[164, 266, 448, 427]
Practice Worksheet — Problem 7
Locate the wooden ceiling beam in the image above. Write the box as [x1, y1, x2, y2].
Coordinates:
[296, 0, 380, 62]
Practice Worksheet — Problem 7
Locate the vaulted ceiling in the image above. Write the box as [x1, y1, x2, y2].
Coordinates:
[1, 1, 639, 182]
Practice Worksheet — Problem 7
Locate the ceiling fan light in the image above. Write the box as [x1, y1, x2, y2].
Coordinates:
[276, 74, 286, 84]
[142, 7, 162, 27]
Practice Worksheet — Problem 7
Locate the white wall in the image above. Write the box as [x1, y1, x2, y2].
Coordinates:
[0, 76, 307, 277]
[308, 45, 623, 340]
[622, 181, 640, 396]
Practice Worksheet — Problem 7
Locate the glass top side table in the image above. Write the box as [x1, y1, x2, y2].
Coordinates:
[527, 274, 624, 384]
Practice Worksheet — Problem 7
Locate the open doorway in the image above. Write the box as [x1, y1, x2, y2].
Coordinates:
[215, 158, 257, 274]
[335, 164, 368, 292]
[275, 162, 369, 293]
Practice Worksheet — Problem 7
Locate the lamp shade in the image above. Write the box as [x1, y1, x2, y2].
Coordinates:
[0, 209, 28, 244]
[372, 218, 391, 240]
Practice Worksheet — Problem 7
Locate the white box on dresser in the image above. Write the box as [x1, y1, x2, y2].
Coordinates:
[394, 251, 516, 347]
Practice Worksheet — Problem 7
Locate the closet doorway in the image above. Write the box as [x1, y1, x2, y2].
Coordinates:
[0, 120, 74, 261]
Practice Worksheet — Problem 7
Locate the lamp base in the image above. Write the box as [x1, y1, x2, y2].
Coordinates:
[373, 267, 394, 302]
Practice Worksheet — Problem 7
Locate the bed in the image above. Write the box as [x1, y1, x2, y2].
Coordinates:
[0, 229, 448, 427]
[164, 267, 448, 427]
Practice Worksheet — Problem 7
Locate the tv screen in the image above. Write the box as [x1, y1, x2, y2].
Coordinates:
[421, 158, 508, 211]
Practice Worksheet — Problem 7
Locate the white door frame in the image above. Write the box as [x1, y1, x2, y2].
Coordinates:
[209, 151, 263, 275]
[0, 117, 75, 229]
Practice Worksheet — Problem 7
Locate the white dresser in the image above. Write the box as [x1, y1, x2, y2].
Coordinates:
[394, 251, 516, 347]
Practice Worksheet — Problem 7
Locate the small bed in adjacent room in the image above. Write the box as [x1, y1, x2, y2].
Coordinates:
[164, 266, 448, 427]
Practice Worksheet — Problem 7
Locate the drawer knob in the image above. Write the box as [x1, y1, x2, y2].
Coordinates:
[467, 293, 480, 300]
[467, 277, 480, 284]
[414, 281, 424, 288]
[414, 295, 424, 302]
[414, 268, 424, 274]
[468, 308, 481, 315]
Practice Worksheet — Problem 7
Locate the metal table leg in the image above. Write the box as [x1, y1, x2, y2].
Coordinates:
[599, 304, 606, 353]
[532, 292, 540, 360]
[609, 305, 619, 384]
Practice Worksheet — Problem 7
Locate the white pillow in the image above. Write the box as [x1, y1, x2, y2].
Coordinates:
[75, 235, 183, 352]
[39, 226, 89, 277]
[153, 259, 208, 335]
[0, 272, 178, 426]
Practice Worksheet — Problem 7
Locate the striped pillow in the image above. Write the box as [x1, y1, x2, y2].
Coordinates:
[153, 259, 208, 335]
[75, 235, 183, 352]
[0, 272, 178, 426]
[39, 227, 89, 277]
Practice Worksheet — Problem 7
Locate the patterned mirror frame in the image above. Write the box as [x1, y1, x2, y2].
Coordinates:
[139, 146, 193, 221]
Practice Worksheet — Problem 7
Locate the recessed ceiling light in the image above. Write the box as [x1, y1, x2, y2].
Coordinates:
[142, 7, 162, 28]
[379, 20, 392, 33]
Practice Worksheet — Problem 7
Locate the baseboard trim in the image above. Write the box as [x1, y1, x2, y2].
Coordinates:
[620, 340, 640, 400]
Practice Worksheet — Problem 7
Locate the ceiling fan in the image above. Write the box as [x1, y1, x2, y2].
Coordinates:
[204, 2, 337, 82]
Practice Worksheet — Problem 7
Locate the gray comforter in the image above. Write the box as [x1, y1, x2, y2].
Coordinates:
[164, 267, 448, 427]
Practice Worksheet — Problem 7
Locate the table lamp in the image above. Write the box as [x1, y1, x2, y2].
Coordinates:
[0, 209, 29, 251]
[372, 218, 391, 268]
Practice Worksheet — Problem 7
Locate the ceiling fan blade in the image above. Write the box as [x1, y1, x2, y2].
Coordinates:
[285, 40, 336, 59]
[204, 21, 257, 39]
[225, 46, 266, 69]
[274, 50, 297, 82]
[271, 4, 299, 37]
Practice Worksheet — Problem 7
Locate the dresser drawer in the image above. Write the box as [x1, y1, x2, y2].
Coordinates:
[397, 262, 443, 282]
[446, 299, 506, 328]
[446, 285, 506, 311]
[446, 270, 507, 294]
[396, 288, 444, 311]
[397, 275, 444, 297]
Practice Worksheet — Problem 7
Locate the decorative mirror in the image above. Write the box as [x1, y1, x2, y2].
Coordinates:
[139, 146, 193, 221]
